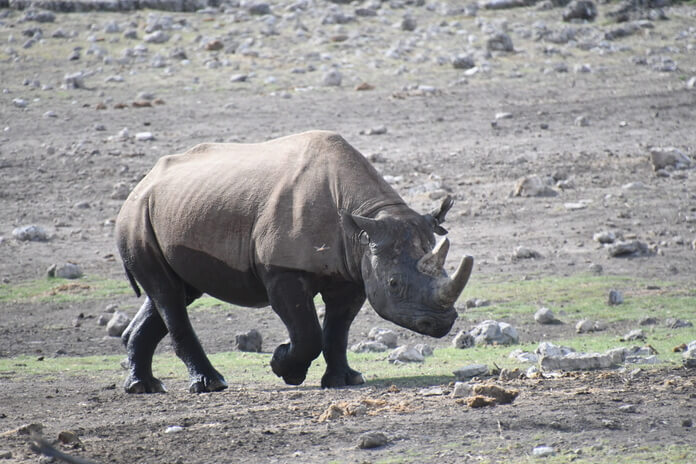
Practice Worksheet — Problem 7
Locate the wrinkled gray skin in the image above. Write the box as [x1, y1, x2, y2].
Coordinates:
[115, 131, 473, 393]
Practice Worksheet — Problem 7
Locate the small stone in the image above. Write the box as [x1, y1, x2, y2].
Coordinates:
[682, 419, 693, 428]
[487, 32, 514, 52]
[666, 318, 693, 329]
[144, 31, 170, 44]
[593, 231, 616, 244]
[64, 72, 85, 89]
[205, 40, 223, 51]
[358, 432, 388, 449]
[619, 404, 637, 413]
[533, 446, 555, 457]
[513, 246, 542, 260]
[230, 74, 248, 83]
[0, 451, 12, 459]
[350, 341, 388, 353]
[13, 225, 49, 242]
[608, 290, 624, 305]
[323, 70, 342, 87]
[562, 0, 597, 22]
[453, 55, 475, 70]
[495, 112, 513, 120]
[97, 314, 109, 326]
[471, 320, 519, 345]
[106, 311, 131, 337]
[388, 345, 425, 364]
[607, 240, 649, 258]
[451, 382, 472, 398]
[165, 425, 184, 434]
[368, 327, 398, 348]
[453, 364, 488, 381]
[514, 175, 557, 197]
[53, 263, 83, 280]
[576, 319, 598, 333]
[574, 115, 589, 126]
[235, 329, 262, 352]
[248, 3, 271, 15]
[589, 263, 603, 274]
[649, 147, 691, 171]
[414, 343, 434, 357]
[534, 307, 560, 324]
[58, 430, 82, 447]
[104, 21, 121, 34]
[135, 132, 154, 142]
[12, 98, 28, 108]
[401, 15, 417, 31]
[452, 330, 475, 349]
[620, 329, 645, 342]
[111, 182, 131, 200]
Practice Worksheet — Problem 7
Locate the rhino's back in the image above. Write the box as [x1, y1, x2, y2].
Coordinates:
[121, 131, 402, 298]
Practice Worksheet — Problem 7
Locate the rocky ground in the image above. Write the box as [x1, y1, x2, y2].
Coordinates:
[1, 0, 696, 462]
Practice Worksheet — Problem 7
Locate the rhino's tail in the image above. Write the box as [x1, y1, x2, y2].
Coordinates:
[124, 266, 142, 298]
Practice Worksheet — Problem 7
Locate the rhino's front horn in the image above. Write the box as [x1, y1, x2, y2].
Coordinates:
[417, 238, 450, 277]
[436, 255, 474, 307]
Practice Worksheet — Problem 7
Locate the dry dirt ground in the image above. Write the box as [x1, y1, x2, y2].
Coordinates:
[1, 0, 696, 463]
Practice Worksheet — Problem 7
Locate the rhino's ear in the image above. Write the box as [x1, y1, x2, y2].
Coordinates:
[431, 195, 454, 224]
[339, 211, 380, 242]
[424, 195, 453, 236]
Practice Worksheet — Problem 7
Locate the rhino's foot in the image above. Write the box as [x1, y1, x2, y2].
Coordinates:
[124, 375, 167, 394]
[270, 343, 309, 386]
[321, 368, 365, 389]
[189, 372, 228, 393]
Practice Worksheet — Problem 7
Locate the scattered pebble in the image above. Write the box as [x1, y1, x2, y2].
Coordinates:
[453, 364, 488, 381]
[534, 307, 560, 325]
[106, 311, 131, 337]
[12, 225, 49, 241]
[235, 329, 262, 352]
[358, 432, 388, 449]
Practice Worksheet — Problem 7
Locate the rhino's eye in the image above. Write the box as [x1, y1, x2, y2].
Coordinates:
[389, 277, 399, 288]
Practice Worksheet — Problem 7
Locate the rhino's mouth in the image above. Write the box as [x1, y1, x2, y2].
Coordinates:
[388, 307, 457, 338]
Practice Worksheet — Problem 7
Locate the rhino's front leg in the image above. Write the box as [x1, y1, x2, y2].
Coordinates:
[320, 283, 366, 388]
[264, 271, 322, 386]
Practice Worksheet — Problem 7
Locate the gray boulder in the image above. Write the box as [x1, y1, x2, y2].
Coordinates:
[562, 0, 597, 22]
[106, 311, 131, 337]
[12, 225, 49, 241]
[487, 32, 514, 52]
[388, 345, 425, 364]
[470, 320, 519, 345]
[368, 327, 398, 348]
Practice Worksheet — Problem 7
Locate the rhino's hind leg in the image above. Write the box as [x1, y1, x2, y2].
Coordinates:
[122, 297, 168, 393]
[265, 272, 322, 386]
[320, 283, 366, 388]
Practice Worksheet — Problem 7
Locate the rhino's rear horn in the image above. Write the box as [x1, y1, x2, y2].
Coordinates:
[436, 255, 474, 307]
[417, 238, 450, 276]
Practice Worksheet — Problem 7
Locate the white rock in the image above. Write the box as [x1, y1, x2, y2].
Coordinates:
[622, 181, 648, 191]
[368, 327, 398, 348]
[452, 330, 474, 349]
[350, 341, 388, 353]
[649, 147, 692, 171]
[470, 320, 519, 345]
[12, 98, 28, 108]
[164, 426, 184, 434]
[593, 231, 616, 244]
[64, 72, 85, 89]
[509, 348, 538, 363]
[323, 69, 342, 87]
[12, 225, 48, 241]
[513, 246, 541, 260]
[453, 364, 488, 380]
[388, 345, 425, 364]
[536, 342, 575, 358]
[451, 381, 472, 398]
[135, 132, 155, 142]
[533, 446, 555, 457]
[534, 307, 559, 324]
[144, 31, 170, 44]
[414, 343, 434, 357]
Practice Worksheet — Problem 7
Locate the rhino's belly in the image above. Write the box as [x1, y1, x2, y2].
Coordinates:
[166, 246, 269, 308]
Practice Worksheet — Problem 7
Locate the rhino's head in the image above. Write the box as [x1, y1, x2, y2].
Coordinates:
[342, 197, 473, 338]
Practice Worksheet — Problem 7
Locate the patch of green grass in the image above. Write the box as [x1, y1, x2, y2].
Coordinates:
[461, 274, 695, 323]
[0, 276, 131, 304]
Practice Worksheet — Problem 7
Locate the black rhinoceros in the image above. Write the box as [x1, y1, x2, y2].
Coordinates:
[115, 130, 473, 393]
